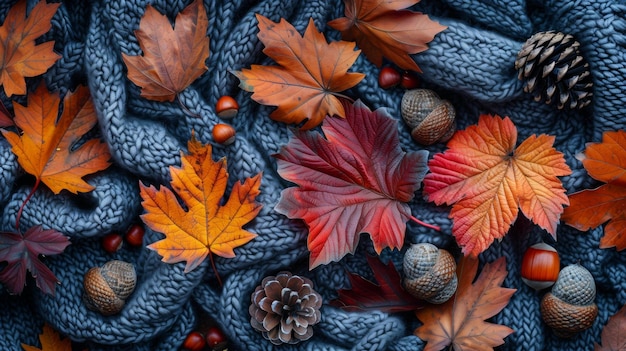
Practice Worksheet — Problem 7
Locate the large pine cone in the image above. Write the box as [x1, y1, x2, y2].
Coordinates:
[515, 31, 592, 109]
[249, 271, 322, 345]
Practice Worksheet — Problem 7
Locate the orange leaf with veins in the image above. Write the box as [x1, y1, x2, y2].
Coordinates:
[233, 14, 364, 130]
[423, 115, 571, 256]
[140, 135, 262, 273]
[562, 130, 626, 251]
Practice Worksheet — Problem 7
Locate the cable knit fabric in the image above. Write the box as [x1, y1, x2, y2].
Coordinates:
[1, 0, 625, 350]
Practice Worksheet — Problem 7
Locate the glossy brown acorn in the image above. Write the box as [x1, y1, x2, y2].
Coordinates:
[521, 242, 560, 290]
[215, 95, 239, 119]
[212, 123, 236, 145]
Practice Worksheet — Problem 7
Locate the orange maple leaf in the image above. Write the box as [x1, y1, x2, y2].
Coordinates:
[423, 115, 571, 256]
[0, 0, 60, 97]
[232, 14, 364, 130]
[140, 135, 262, 273]
[21, 323, 72, 351]
[562, 130, 626, 251]
[415, 256, 516, 351]
[327, 0, 446, 72]
[595, 303, 626, 351]
[122, 0, 209, 102]
[1, 83, 111, 195]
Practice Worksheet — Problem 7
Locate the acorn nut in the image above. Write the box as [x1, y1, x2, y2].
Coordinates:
[212, 123, 236, 145]
[83, 260, 136, 316]
[540, 264, 598, 338]
[401, 89, 456, 145]
[403, 243, 457, 304]
[215, 95, 239, 119]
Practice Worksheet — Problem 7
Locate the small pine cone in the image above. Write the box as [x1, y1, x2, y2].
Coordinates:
[249, 271, 322, 345]
[515, 31, 592, 109]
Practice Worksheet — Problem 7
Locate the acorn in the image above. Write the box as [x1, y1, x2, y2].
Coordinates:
[401, 89, 456, 145]
[378, 66, 401, 89]
[212, 123, 236, 145]
[182, 331, 206, 351]
[403, 243, 457, 304]
[215, 95, 239, 119]
[540, 264, 598, 338]
[83, 260, 136, 316]
[521, 242, 560, 290]
[124, 223, 145, 247]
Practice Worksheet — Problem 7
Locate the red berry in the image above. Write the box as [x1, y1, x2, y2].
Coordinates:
[205, 326, 227, 347]
[400, 71, 420, 89]
[125, 223, 145, 247]
[378, 66, 401, 89]
[182, 331, 206, 351]
[102, 233, 123, 253]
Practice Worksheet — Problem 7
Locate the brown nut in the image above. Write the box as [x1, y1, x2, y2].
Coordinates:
[401, 89, 456, 145]
[403, 243, 457, 304]
[83, 260, 136, 316]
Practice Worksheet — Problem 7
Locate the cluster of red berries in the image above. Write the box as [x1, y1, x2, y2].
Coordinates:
[101, 223, 145, 253]
[377, 66, 420, 90]
[182, 326, 228, 351]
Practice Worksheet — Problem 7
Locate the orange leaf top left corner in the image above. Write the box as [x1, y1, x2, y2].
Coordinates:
[140, 136, 262, 273]
[1, 83, 111, 194]
[0, 0, 61, 97]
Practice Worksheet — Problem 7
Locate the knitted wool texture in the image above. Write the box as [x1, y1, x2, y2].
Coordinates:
[0, 0, 625, 350]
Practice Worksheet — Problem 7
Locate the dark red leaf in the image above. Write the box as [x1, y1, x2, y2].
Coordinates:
[331, 255, 422, 313]
[0, 99, 13, 127]
[0, 225, 70, 295]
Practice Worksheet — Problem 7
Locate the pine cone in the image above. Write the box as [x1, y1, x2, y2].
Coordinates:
[249, 271, 322, 345]
[515, 31, 593, 109]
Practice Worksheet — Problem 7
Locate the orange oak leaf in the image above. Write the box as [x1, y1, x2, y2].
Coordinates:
[140, 135, 262, 273]
[562, 130, 626, 251]
[232, 14, 364, 130]
[595, 303, 626, 351]
[21, 323, 72, 351]
[423, 115, 571, 256]
[1, 83, 111, 195]
[122, 0, 209, 102]
[327, 0, 446, 72]
[415, 256, 516, 351]
[274, 100, 432, 268]
[0, 0, 60, 97]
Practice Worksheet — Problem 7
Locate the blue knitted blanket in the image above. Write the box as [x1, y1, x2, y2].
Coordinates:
[1, 0, 625, 350]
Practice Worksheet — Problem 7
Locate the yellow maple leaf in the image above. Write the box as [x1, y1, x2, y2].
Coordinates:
[140, 135, 262, 273]
[21, 323, 72, 351]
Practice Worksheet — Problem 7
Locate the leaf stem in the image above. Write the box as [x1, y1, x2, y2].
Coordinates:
[177, 94, 201, 118]
[16, 179, 41, 232]
[410, 215, 440, 231]
[208, 252, 223, 288]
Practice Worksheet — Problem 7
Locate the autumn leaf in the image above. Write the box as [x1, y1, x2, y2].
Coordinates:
[274, 99, 432, 268]
[331, 254, 422, 313]
[423, 115, 571, 257]
[1, 83, 111, 195]
[415, 256, 515, 351]
[562, 130, 626, 251]
[0, 225, 70, 295]
[328, 0, 446, 72]
[0, 0, 60, 97]
[140, 135, 262, 274]
[232, 14, 364, 130]
[122, 0, 209, 102]
[0, 98, 13, 127]
[21, 323, 72, 351]
[595, 304, 626, 351]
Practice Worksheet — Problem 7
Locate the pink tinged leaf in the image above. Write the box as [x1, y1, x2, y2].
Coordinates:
[274, 100, 428, 268]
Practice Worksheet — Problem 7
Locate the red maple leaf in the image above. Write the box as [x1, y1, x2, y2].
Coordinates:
[0, 225, 70, 295]
[331, 254, 422, 313]
[274, 99, 434, 268]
